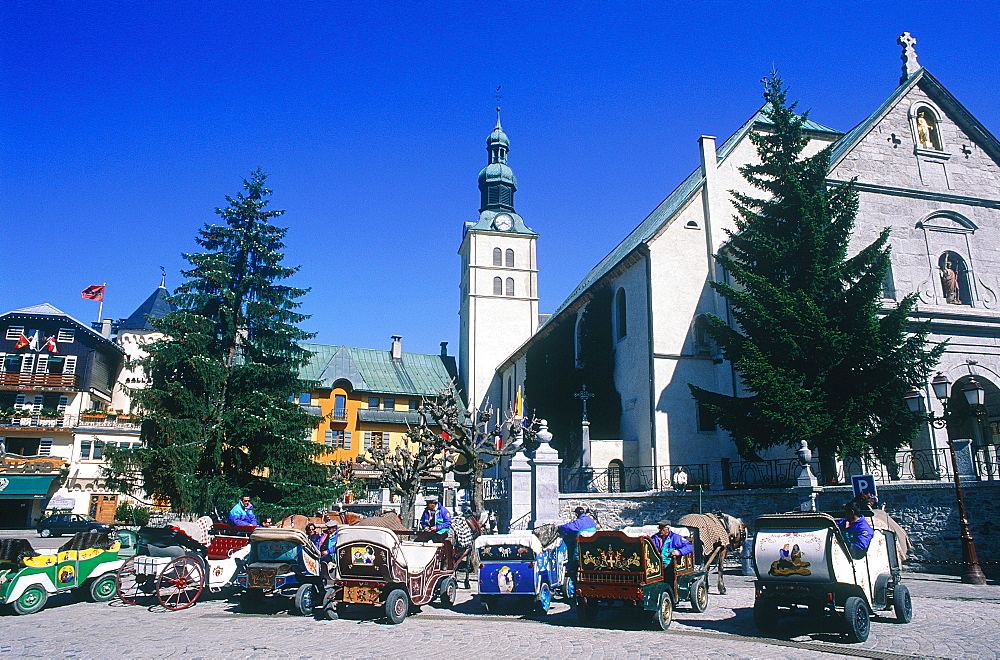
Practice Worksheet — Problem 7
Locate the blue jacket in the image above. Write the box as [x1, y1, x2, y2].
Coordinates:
[651, 531, 693, 562]
[839, 515, 874, 557]
[559, 515, 598, 559]
[228, 502, 258, 527]
[419, 505, 453, 532]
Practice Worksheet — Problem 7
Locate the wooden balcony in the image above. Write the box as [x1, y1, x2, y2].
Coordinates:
[0, 372, 78, 390]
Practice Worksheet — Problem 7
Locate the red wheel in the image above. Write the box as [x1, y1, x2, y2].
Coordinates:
[117, 557, 145, 605]
[156, 556, 206, 611]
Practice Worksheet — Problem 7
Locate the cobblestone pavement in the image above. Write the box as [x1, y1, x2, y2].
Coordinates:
[2, 575, 998, 659]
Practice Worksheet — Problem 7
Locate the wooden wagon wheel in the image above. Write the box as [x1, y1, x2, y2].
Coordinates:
[116, 556, 145, 605]
[156, 556, 206, 611]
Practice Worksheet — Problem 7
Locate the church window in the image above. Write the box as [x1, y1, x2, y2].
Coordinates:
[505, 249, 514, 268]
[493, 248, 502, 266]
[493, 277, 503, 296]
[938, 251, 971, 306]
[574, 314, 585, 369]
[608, 460, 625, 493]
[697, 402, 717, 432]
[615, 288, 627, 340]
[505, 278, 515, 296]
[910, 104, 944, 152]
[881, 261, 896, 300]
[693, 315, 713, 356]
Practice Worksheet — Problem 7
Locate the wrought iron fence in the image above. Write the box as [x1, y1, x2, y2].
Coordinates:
[482, 478, 507, 501]
[975, 446, 1000, 480]
[559, 464, 708, 493]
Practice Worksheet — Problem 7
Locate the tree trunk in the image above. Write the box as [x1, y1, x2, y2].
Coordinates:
[400, 492, 417, 530]
[471, 461, 485, 523]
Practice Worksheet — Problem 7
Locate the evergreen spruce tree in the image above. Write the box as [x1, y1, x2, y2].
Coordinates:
[105, 170, 337, 514]
[690, 77, 944, 482]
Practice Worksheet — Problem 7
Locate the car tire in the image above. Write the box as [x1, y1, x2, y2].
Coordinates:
[38, 529, 52, 538]
[384, 588, 409, 625]
[844, 596, 871, 643]
[535, 581, 552, 614]
[293, 583, 317, 616]
[438, 577, 457, 607]
[562, 575, 575, 600]
[653, 592, 673, 631]
[13, 584, 49, 615]
[88, 572, 118, 602]
[689, 576, 709, 613]
[754, 599, 779, 633]
[893, 584, 913, 624]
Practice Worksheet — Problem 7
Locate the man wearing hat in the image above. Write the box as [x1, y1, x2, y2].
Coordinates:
[319, 521, 339, 563]
[651, 520, 693, 562]
[558, 507, 598, 562]
[419, 495, 452, 539]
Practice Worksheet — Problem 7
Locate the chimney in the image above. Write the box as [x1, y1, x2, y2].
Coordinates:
[101, 318, 113, 338]
[391, 335, 402, 360]
[440, 341, 448, 357]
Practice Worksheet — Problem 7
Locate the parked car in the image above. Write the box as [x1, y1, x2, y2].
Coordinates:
[36, 514, 112, 538]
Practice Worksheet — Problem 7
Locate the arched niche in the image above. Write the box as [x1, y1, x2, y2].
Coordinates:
[939, 251, 972, 305]
[608, 459, 625, 493]
[946, 374, 1000, 448]
[909, 102, 945, 152]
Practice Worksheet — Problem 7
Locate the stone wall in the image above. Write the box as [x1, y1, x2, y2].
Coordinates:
[560, 481, 1000, 576]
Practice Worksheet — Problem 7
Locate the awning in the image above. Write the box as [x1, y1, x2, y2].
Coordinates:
[0, 474, 59, 499]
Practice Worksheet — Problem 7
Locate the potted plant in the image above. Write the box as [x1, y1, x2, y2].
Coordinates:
[81, 408, 107, 421]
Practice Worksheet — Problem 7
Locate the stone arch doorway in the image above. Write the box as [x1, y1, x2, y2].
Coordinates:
[946, 374, 1000, 448]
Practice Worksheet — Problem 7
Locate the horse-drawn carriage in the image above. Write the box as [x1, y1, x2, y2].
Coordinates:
[475, 527, 572, 614]
[574, 525, 710, 630]
[116, 517, 253, 611]
[322, 524, 470, 624]
[235, 527, 325, 615]
[752, 511, 912, 643]
[0, 531, 125, 615]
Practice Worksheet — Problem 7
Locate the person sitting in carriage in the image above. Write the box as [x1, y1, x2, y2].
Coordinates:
[838, 501, 874, 559]
[558, 507, 598, 562]
[228, 494, 258, 527]
[319, 522, 339, 563]
[419, 496, 452, 540]
[651, 520, 693, 563]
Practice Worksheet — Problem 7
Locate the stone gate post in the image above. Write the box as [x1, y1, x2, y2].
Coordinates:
[530, 420, 562, 528]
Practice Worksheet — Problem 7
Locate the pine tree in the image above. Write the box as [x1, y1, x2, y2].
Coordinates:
[690, 77, 944, 482]
[105, 170, 339, 514]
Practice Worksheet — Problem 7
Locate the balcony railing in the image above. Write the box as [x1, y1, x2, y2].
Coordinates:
[331, 409, 348, 422]
[482, 477, 507, 501]
[0, 414, 144, 431]
[0, 373, 77, 389]
[559, 464, 710, 494]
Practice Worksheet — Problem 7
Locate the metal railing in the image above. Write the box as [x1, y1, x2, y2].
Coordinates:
[559, 464, 709, 494]
[0, 373, 77, 388]
[0, 413, 139, 430]
[482, 478, 507, 501]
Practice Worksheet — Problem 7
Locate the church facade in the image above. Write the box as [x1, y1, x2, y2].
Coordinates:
[472, 36, 1000, 488]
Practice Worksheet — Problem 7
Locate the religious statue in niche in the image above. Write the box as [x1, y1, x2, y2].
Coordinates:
[940, 257, 961, 305]
[916, 109, 942, 151]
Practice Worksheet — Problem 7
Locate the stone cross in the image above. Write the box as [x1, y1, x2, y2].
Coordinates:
[898, 32, 921, 83]
[574, 384, 595, 423]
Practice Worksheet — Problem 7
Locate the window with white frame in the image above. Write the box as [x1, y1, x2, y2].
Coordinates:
[57, 328, 75, 343]
[493, 247, 502, 266]
[5, 327, 24, 340]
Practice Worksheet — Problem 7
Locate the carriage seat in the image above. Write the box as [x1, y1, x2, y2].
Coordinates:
[250, 527, 320, 559]
[206, 534, 251, 560]
[58, 530, 117, 553]
[0, 538, 37, 567]
[399, 541, 442, 574]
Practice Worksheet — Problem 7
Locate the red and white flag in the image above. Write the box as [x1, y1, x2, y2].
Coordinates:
[43, 335, 58, 353]
[81, 284, 105, 301]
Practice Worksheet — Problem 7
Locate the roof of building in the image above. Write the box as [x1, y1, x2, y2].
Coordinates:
[119, 286, 176, 331]
[1, 303, 121, 350]
[300, 342, 457, 396]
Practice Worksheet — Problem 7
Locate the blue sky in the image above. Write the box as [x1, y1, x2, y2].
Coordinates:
[3, 1, 998, 356]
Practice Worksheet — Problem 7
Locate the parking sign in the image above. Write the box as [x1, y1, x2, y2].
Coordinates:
[851, 474, 877, 503]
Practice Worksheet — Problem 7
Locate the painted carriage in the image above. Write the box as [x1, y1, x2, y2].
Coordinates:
[475, 529, 572, 614]
[752, 511, 912, 643]
[574, 525, 710, 630]
[0, 531, 124, 615]
[235, 527, 325, 615]
[322, 525, 467, 624]
[116, 518, 252, 611]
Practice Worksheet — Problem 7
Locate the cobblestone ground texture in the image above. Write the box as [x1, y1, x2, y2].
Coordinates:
[1, 575, 998, 659]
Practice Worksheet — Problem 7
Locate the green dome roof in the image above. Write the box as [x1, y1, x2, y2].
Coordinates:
[478, 162, 517, 186]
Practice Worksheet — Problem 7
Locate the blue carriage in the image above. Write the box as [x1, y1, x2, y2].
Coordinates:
[475, 529, 573, 614]
[235, 527, 324, 615]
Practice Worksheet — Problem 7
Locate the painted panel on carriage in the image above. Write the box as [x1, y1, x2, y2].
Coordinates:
[479, 563, 534, 595]
[350, 545, 377, 565]
[257, 540, 298, 563]
[755, 528, 830, 582]
[479, 543, 536, 562]
[580, 536, 643, 572]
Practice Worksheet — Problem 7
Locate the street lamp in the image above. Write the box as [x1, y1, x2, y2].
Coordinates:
[905, 372, 987, 585]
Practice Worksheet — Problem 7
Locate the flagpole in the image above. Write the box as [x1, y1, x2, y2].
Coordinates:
[97, 282, 105, 323]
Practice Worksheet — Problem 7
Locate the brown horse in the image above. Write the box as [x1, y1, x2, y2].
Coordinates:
[678, 511, 746, 595]
[275, 511, 363, 531]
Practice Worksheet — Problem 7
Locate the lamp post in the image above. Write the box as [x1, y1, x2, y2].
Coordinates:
[905, 372, 987, 585]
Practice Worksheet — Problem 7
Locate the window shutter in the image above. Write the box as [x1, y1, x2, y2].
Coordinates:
[38, 438, 52, 456]
[35, 355, 48, 374]
[0, 353, 6, 373]
[15, 394, 25, 407]
[30, 395, 43, 413]
[6, 327, 23, 340]
[58, 396, 68, 412]
[21, 354, 35, 373]
[344, 431, 352, 450]
[57, 328, 75, 342]
[383, 432, 390, 447]
[324, 430, 334, 447]
[364, 431, 372, 450]
[63, 356, 77, 375]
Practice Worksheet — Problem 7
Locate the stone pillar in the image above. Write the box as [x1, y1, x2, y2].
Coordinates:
[507, 442, 532, 532]
[581, 420, 592, 468]
[530, 420, 563, 527]
[951, 438, 979, 482]
[442, 472, 460, 516]
[708, 457, 726, 491]
[795, 440, 821, 511]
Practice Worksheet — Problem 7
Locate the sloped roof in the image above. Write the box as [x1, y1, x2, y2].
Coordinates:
[829, 69, 1000, 168]
[546, 104, 841, 322]
[1, 302, 118, 348]
[119, 286, 176, 331]
[300, 342, 456, 396]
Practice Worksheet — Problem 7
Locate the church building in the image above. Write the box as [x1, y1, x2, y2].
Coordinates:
[463, 36, 1000, 489]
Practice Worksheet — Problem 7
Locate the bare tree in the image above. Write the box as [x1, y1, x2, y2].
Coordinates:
[420, 387, 539, 522]
[357, 425, 447, 526]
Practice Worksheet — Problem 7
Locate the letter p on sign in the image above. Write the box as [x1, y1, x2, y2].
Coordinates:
[851, 474, 877, 502]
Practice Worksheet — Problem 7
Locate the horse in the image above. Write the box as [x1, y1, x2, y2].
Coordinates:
[275, 511, 363, 531]
[678, 511, 746, 595]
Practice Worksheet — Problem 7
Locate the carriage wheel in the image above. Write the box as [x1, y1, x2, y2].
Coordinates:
[116, 557, 145, 605]
[844, 596, 870, 643]
[576, 597, 598, 625]
[156, 556, 206, 611]
[88, 572, 119, 602]
[293, 583, 317, 616]
[535, 582, 552, 614]
[384, 588, 409, 625]
[893, 584, 913, 623]
[689, 576, 709, 613]
[12, 584, 48, 615]
[653, 592, 674, 631]
[753, 599, 779, 633]
[437, 577, 457, 607]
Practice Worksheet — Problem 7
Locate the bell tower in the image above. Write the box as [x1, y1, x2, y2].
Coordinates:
[459, 109, 539, 413]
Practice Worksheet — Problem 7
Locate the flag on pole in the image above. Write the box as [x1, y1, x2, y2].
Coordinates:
[43, 335, 58, 353]
[28, 331, 40, 351]
[515, 387, 524, 420]
[14, 333, 30, 349]
[82, 285, 105, 300]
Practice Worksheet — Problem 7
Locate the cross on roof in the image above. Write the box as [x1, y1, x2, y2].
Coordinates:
[574, 384, 595, 423]
[898, 32, 921, 82]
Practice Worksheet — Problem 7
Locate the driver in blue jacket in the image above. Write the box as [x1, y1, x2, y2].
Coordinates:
[838, 501, 874, 559]
[419, 495, 452, 539]
[559, 507, 598, 561]
[651, 520, 693, 562]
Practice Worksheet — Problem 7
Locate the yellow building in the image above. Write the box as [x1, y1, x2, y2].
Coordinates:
[296, 337, 458, 464]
